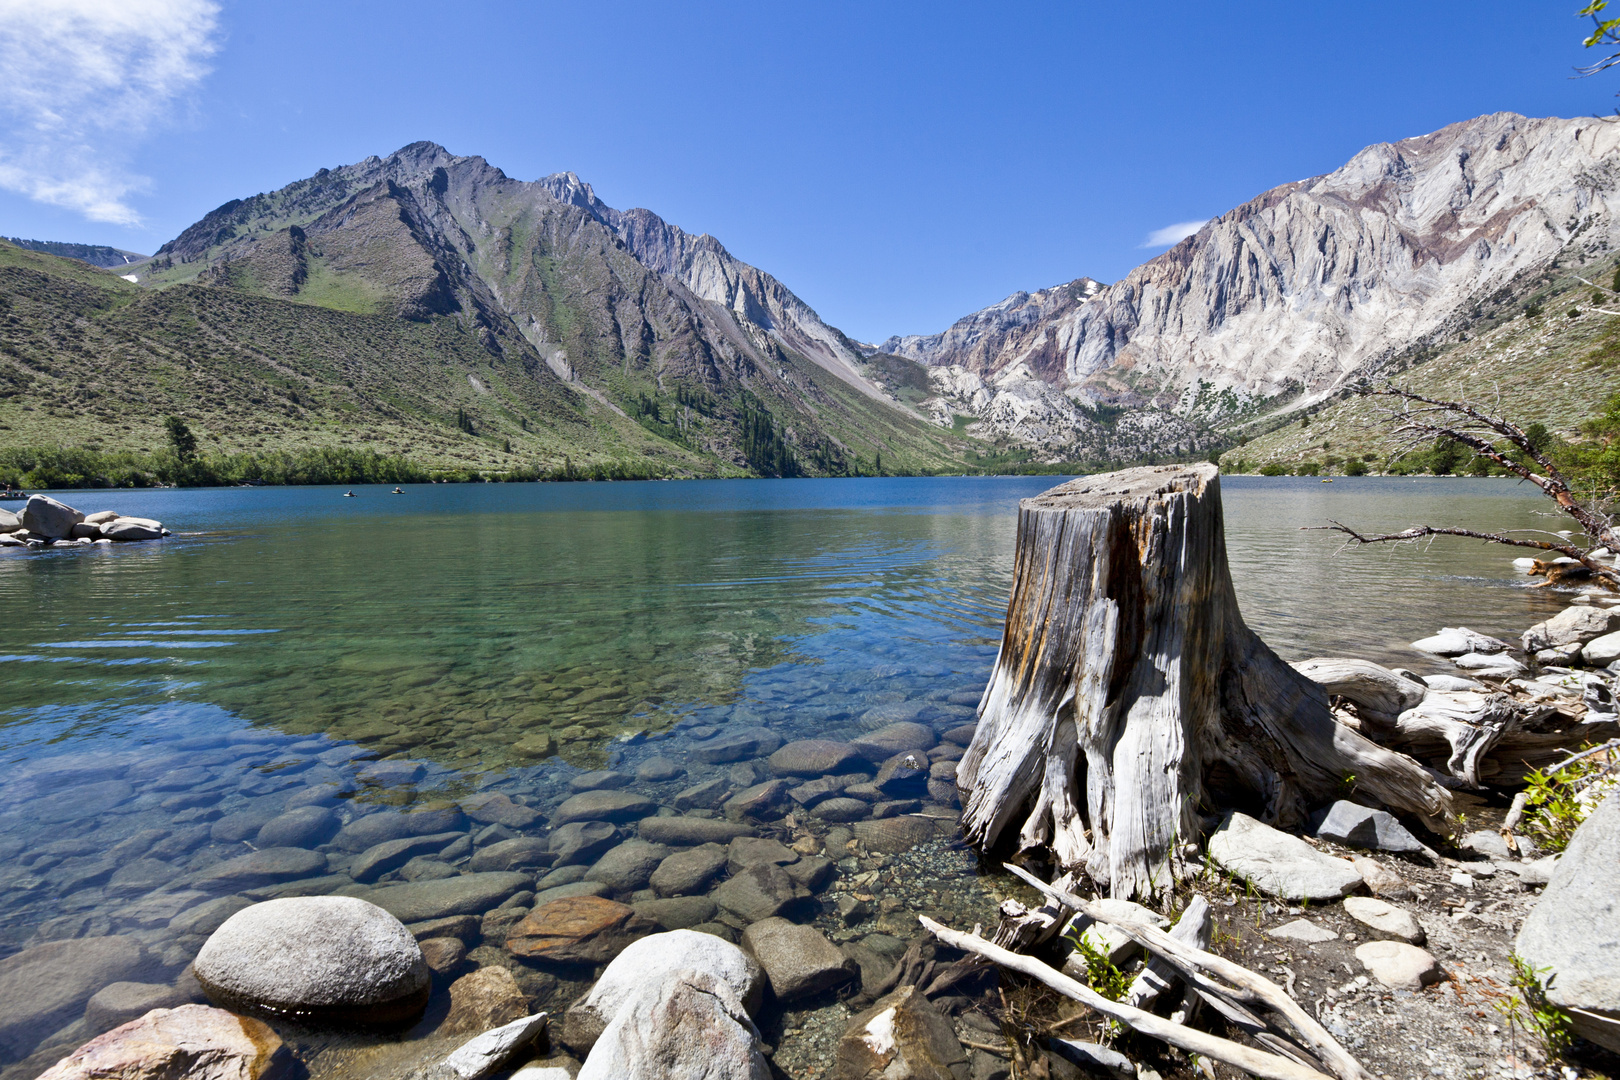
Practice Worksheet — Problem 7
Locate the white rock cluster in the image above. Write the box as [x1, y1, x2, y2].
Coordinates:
[0, 495, 168, 549]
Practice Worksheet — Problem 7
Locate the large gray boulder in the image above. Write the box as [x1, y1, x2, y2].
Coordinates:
[576, 968, 768, 1080]
[102, 518, 164, 541]
[1525, 606, 1620, 652]
[1208, 812, 1363, 901]
[194, 896, 430, 1025]
[1517, 789, 1620, 1053]
[20, 494, 83, 540]
[563, 929, 763, 1054]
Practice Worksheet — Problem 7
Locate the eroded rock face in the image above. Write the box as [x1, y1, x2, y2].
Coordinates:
[834, 985, 967, 1080]
[1517, 789, 1620, 1053]
[576, 968, 769, 1080]
[193, 896, 430, 1026]
[37, 1004, 287, 1080]
[880, 114, 1620, 447]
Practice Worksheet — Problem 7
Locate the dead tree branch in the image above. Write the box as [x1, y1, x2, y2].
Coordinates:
[1320, 384, 1619, 590]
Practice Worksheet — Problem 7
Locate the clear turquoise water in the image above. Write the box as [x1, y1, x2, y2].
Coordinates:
[0, 475, 1572, 1074]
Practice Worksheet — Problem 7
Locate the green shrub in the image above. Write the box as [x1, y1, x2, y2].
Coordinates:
[1343, 459, 1368, 476]
[1258, 463, 1289, 476]
[1295, 461, 1321, 476]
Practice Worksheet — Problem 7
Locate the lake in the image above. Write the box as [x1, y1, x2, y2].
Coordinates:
[0, 475, 1570, 1077]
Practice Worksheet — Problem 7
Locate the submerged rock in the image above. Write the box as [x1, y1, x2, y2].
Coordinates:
[440, 967, 529, 1036]
[584, 839, 670, 892]
[505, 896, 655, 966]
[690, 727, 785, 765]
[851, 722, 936, 764]
[83, 981, 193, 1033]
[193, 896, 430, 1026]
[636, 815, 752, 846]
[366, 872, 533, 923]
[740, 917, 854, 1001]
[713, 864, 811, 923]
[768, 739, 866, 778]
[37, 1004, 286, 1080]
[650, 844, 729, 897]
[255, 805, 339, 848]
[834, 985, 967, 1080]
[0, 936, 156, 1060]
[553, 790, 655, 825]
[460, 792, 543, 829]
[546, 821, 620, 865]
[852, 816, 938, 854]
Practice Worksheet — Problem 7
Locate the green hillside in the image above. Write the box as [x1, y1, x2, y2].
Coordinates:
[0, 237, 973, 484]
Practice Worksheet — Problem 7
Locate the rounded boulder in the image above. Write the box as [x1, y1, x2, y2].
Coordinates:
[193, 896, 429, 1027]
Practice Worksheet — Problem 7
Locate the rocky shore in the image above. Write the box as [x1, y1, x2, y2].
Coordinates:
[0, 495, 169, 548]
[5, 563, 1619, 1080]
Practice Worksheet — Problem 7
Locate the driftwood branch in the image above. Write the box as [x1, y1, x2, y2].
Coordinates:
[1328, 383, 1619, 590]
[1309, 520, 1619, 591]
[920, 916, 1344, 1080]
[1003, 866, 1372, 1080]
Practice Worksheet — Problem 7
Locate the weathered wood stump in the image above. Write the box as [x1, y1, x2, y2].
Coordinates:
[956, 465, 1453, 900]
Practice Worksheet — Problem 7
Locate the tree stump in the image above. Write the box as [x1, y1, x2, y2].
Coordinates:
[956, 465, 1453, 900]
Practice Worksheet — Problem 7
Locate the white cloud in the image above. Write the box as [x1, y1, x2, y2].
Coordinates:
[1142, 220, 1209, 248]
[0, 0, 220, 226]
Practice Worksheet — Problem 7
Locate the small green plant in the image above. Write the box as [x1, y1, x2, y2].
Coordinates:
[1522, 751, 1614, 854]
[1497, 954, 1572, 1059]
[1063, 927, 1132, 1006]
[1525, 301, 1543, 318]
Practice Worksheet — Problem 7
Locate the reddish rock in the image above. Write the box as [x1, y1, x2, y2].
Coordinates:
[37, 1004, 286, 1080]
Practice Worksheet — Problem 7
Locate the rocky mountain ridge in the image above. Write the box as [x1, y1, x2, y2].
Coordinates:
[881, 112, 1620, 453]
[131, 142, 963, 475]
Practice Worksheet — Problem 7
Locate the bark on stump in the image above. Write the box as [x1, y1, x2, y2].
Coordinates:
[956, 465, 1452, 900]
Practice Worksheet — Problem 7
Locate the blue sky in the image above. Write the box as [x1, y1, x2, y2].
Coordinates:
[0, 2, 1615, 342]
